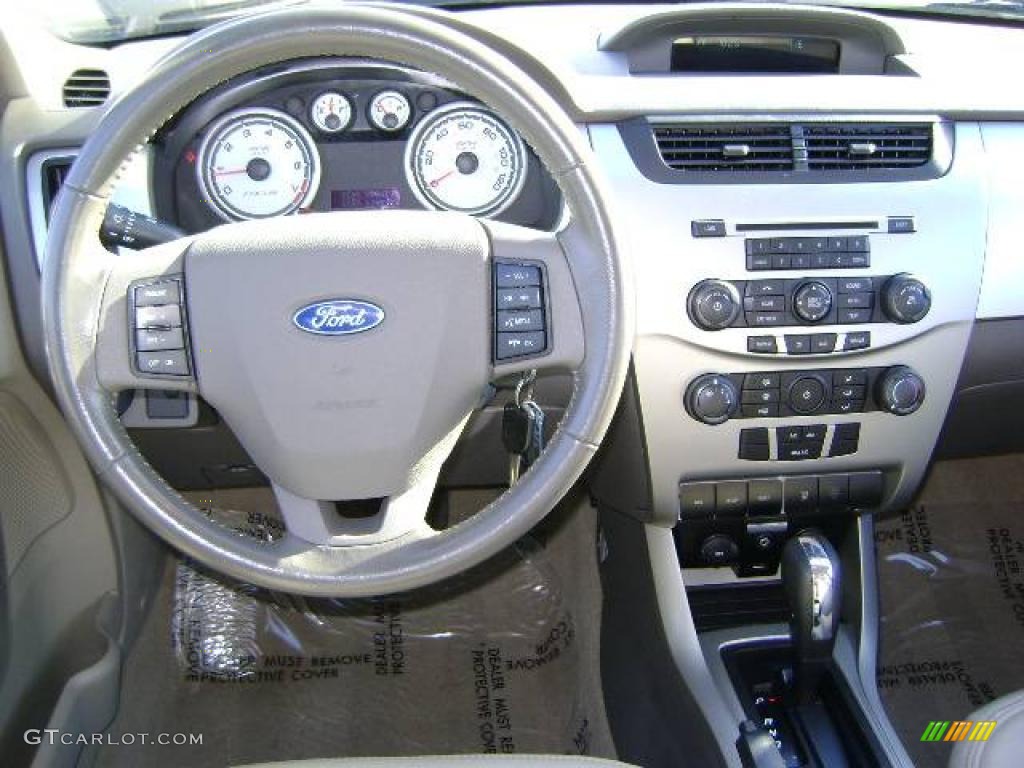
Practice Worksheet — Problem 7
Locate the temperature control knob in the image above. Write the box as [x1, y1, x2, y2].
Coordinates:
[685, 374, 740, 425]
[793, 281, 833, 323]
[882, 274, 931, 324]
[876, 366, 926, 415]
[688, 280, 742, 331]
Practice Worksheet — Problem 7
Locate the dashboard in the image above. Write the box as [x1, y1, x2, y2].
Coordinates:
[153, 60, 561, 233]
[3, 3, 1024, 580]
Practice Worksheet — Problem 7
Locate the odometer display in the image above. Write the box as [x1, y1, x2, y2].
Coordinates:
[405, 103, 527, 217]
[197, 108, 321, 221]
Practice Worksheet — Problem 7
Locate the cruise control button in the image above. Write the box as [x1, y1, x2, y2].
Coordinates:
[137, 350, 189, 376]
[496, 287, 542, 310]
[843, 331, 871, 351]
[135, 281, 181, 306]
[497, 310, 544, 333]
[495, 264, 541, 288]
[747, 336, 778, 354]
[496, 332, 546, 359]
[135, 304, 182, 328]
[136, 328, 184, 352]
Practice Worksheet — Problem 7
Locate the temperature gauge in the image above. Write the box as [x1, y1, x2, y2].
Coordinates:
[310, 91, 353, 134]
[368, 90, 412, 133]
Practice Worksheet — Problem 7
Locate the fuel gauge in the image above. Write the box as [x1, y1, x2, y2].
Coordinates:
[368, 90, 411, 133]
[310, 91, 353, 134]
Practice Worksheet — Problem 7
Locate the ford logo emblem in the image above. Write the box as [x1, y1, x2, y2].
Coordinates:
[292, 299, 385, 336]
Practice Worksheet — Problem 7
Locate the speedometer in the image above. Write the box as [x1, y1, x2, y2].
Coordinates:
[197, 107, 321, 221]
[404, 103, 527, 217]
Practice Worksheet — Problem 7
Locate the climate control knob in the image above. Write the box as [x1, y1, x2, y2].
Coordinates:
[876, 366, 926, 415]
[882, 274, 931, 324]
[688, 280, 741, 331]
[793, 281, 833, 323]
[685, 374, 740, 425]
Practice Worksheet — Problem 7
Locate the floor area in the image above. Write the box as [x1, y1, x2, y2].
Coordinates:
[89, 488, 615, 767]
[875, 455, 1024, 767]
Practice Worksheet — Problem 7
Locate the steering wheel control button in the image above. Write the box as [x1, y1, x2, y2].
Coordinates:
[793, 281, 833, 323]
[496, 287, 542, 310]
[738, 428, 770, 461]
[493, 262, 548, 361]
[691, 219, 726, 238]
[686, 374, 740, 425]
[688, 280, 741, 330]
[843, 331, 871, 351]
[136, 350, 189, 377]
[679, 482, 716, 518]
[876, 366, 926, 415]
[495, 263, 541, 288]
[497, 310, 544, 333]
[135, 282, 181, 306]
[882, 274, 932, 324]
[135, 303, 181, 328]
[136, 328, 184, 352]
[788, 375, 827, 415]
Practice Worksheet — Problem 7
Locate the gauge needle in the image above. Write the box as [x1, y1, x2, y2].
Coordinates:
[429, 170, 455, 188]
[214, 168, 249, 176]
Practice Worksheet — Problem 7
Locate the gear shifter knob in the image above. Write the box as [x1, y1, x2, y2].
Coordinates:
[781, 531, 841, 703]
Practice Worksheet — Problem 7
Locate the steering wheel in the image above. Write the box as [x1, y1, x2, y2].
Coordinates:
[42, 4, 632, 597]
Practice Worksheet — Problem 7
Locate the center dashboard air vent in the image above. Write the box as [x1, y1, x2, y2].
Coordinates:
[654, 125, 794, 172]
[625, 119, 951, 183]
[803, 124, 932, 169]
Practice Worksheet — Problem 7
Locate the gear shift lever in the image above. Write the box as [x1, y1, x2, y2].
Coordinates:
[781, 531, 841, 703]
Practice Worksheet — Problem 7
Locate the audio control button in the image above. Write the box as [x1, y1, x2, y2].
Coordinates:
[688, 280, 742, 330]
[793, 281, 833, 323]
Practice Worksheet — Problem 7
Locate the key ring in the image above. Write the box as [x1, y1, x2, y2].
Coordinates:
[514, 369, 538, 407]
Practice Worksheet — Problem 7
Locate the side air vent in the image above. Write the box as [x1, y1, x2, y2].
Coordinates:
[62, 69, 110, 108]
[804, 124, 933, 170]
[41, 157, 74, 223]
[653, 124, 794, 172]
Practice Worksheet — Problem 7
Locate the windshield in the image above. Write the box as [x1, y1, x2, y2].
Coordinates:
[32, 0, 1024, 44]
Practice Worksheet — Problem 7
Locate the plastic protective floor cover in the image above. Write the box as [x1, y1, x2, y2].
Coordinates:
[90, 490, 614, 767]
[875, 455, 1024, 768]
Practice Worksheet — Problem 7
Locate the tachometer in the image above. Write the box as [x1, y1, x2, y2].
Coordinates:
[197, 107, 321, 221]
[404, 103, 527, 217]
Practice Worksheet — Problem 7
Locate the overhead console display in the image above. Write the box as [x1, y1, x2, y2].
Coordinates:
[670, 36, 841, 74]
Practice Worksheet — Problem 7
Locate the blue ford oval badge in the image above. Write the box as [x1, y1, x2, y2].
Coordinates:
[292, 300, 385, 336]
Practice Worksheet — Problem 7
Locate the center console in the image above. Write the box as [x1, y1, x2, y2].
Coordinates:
[589, 119, 988, 578]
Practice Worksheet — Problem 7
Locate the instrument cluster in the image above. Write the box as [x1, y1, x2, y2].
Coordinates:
[154, 61, 561, 232]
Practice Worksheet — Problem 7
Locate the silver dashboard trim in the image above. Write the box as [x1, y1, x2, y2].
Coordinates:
[26, 147, 78, 273]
